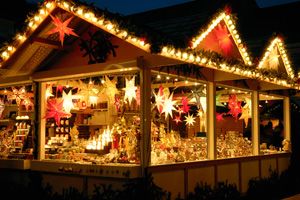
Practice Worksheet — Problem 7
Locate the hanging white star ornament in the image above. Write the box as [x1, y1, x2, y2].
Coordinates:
[76, 80, 99, 104]
[184, 113, 196, 126]
[62, 90, 74, 114]
[123, 76, 137, 105]
[162, 92, 177, 119]
[153, 86, 164, 114]
[102, 75, 119, 102]
[45, 86, 54, 100]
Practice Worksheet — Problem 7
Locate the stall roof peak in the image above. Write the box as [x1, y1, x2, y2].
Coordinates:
[0, 0, 151, 69]
[258, 37, 294, 79]
[190, 11, 252, 66]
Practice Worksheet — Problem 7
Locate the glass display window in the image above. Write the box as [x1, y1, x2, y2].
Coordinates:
[41, 72, 141, 165]
[259, 94, 287, 154]
[216, 86, 253, 158]
[150, 70, 207, 165]
[0, 85, 35, 159]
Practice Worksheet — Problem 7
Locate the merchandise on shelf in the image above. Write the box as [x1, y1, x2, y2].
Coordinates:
[43, 75, 141, 164]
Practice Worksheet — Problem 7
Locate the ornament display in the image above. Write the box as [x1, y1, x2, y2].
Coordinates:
[47, 15, 78, 46]
[162, 92, 177, 119]
[123, 76, 137, 105]
[44, 99, 71, 126]
[7, 86, 28, 106]
[102, 75, 119, 102]
[184, 113, 196, 126]
[173, 115, 182, 124]
[62, 90, 74, 113]
[153, 85, 165, 114]
[227, 94, 242, 120]
[181, 96, 190, 113]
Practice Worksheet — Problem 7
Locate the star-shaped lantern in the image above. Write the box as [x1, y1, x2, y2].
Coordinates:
[153, 85, 165, 114]
[62, 90, 74, 114]
[76, 80, 100, 105]
[181, 96, 190, 113]
[123, 76, 137, 105]
[44, 99, 71, 126]
[102, 76, 119, 103]
[22, 98, 34, 111]
[227, 94, 242, 120]
[162, 92, 177, 119]
[7, 86, 28, 106]
[173, 115, 182, 125]
[184, 113, 196, 126]
[47, 15, 78, 46]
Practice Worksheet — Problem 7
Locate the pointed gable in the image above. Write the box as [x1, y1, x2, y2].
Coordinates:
[190, 12, 252, 66]
[0, 1, 150, 70]
[258, 37, 294, 79]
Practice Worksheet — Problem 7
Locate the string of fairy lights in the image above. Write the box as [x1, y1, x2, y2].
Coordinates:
[0, 0, 298, 90]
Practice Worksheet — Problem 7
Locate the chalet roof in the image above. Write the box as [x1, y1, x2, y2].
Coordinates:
[0, 0, 298, 91]
[127, 0, 300, 69]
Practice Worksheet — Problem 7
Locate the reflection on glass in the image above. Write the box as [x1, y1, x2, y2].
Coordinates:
[259, 94, 289, 154]
[43, 74, 141, 164]
[216, 86, 252, 158]
[150, 71, 207, 165]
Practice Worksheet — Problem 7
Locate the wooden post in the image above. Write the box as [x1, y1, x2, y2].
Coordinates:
[283, 97, 291, 141]
[252, 91, 260, 155]
[137, 57, 151, 174]
[38, 82, 46, 160]
[207, 82, 216, 159]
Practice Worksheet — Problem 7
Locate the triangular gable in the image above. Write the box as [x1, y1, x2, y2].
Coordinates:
[258, 37, 294, 79]
[190, 12, 252, 66]
[0, 0, 150, 69]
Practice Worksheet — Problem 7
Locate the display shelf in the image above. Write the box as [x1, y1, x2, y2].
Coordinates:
[16, 129, 30, 131]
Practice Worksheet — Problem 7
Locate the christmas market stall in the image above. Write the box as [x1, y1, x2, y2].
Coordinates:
[0, 0, 298, 197]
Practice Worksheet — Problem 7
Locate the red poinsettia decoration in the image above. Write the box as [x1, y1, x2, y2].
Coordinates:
[47, 15, 78, 46]
[44, 99, 71, 126]
[227, 94, 242, 120]
[213, 24, 233, 57]
[181, 96, 190, 113]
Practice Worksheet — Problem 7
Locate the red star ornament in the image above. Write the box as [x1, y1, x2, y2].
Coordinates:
[227, 94, 242, 120]
[44, 99, 71, 126]
[216, 112, 224, 121]
[181, 96, 190, 113]
[173, 115, 182, 125]
[47, 15, 78, 46]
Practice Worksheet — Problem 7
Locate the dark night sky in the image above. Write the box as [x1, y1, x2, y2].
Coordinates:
[27, 0, 300, 15]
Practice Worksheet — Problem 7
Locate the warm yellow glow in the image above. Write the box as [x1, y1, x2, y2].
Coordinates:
[258, 37, 294, 79]
[62, 90, 74, 113]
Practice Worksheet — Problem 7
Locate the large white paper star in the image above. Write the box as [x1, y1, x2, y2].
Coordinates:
[62, 90, 74, 114]
[123, 76, 137, 105]
[153, 85, 164, 114]
[162, 92, 177, 119]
